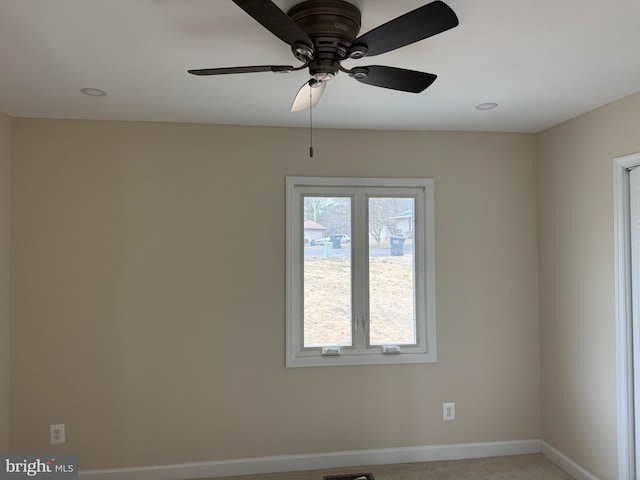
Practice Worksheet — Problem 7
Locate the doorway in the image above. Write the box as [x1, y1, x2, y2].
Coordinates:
[614, 152, 640, 480]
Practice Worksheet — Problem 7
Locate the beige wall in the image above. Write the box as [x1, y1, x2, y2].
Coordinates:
[537, 90, 640, 480]
[0, 111, 10, 453]
[9, 119, 540, 469]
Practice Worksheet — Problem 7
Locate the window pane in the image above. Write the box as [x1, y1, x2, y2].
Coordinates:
[368, 197, 416, 345]
[303, 197, 352, 347]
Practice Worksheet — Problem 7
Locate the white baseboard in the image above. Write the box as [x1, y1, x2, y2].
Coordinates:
[79, 439, 540, 480]
[540, 441, 600, 480]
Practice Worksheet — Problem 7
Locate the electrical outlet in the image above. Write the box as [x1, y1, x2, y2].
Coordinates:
[443, 402, 455, 421]
[50, 424, 65, 444]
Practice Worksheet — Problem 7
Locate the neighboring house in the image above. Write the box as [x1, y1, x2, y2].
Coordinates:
[304, 220, 327, 244]
[369, 211, 413, 244]
[392, 210, 414, 238]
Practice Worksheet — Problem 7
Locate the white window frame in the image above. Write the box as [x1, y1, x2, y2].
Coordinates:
[285, 176, 436, 367]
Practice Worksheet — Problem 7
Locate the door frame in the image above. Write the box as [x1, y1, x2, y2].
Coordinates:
[614, 152, 640, 480]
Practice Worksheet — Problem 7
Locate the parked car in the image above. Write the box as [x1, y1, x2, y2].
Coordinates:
[310, 237, 331, 246]
[311, 234, 350, 246]
[335, 234, 350, 244]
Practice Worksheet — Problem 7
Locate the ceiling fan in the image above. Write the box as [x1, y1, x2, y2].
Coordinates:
[188, 0, 459, 111]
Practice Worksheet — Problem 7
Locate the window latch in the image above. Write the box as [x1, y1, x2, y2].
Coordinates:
[322, 346, 341, 356]
[382, 345, 401, 354]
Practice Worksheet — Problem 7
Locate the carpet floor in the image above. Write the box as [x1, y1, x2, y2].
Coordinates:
[211, 454, 575, 480]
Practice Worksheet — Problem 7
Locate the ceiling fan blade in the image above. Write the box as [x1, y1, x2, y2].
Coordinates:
[232, 0, 314, 50]
[351, 66, 437, 93]
[350, 1, 458, 57]
[290, 80, 326, 112]
[188, 65, 294, 75]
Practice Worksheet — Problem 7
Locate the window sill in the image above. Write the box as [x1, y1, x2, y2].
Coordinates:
[286, 351, 437, 368]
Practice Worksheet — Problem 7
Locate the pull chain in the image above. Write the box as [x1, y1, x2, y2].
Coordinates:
[309, 84, 314, 158]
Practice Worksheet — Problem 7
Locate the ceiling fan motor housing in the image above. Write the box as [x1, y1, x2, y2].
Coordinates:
[288, 0, 362, 80]
[188, 0, 459, 109]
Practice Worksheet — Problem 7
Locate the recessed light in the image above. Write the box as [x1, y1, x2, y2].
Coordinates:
[475, 102, 498, 110]
[81, 88, 107, 97]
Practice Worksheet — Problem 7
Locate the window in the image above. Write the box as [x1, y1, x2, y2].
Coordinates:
[286, 177, 436, 367]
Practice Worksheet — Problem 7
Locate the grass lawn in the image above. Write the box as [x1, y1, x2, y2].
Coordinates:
[303, 254, 415, 347]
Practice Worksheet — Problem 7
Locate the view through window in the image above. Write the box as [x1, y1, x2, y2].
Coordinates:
[302, 196, 416, 347]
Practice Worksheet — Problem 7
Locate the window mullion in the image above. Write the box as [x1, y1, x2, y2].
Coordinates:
[352, 191, 368, 351]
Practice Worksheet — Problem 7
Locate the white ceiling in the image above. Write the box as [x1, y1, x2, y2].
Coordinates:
[1, 0, 640, 133]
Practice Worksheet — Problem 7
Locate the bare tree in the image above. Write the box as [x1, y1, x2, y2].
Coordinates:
[304, 197, 334, 222]
[368, 198, 413, 245]
[304, 196, 351, 234]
